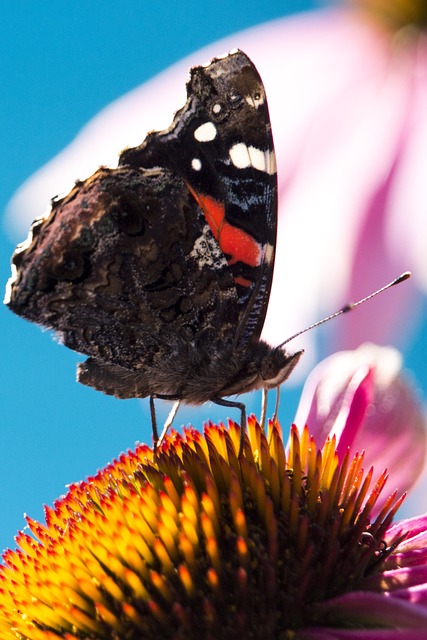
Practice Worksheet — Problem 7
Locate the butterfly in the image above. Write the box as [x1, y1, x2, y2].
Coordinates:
[5, 50, 303, 454]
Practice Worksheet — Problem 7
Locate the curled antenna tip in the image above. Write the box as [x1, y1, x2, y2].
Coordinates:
[394, 271, 411, 285]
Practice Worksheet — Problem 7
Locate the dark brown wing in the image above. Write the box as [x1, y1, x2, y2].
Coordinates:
[6, 166, 240, 398]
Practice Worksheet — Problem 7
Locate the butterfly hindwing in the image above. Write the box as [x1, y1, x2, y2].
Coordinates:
[7, 166, 240, 394]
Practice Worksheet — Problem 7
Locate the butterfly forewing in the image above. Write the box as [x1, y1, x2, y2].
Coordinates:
[120, 50, 278, 348]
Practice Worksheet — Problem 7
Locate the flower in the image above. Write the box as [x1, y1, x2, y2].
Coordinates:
[294, 343, 426, 514]
[4, 2, 427, 372]
[1, 415, 427, 639]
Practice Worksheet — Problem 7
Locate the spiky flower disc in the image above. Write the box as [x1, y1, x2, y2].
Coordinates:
[0, 419, 415, 638]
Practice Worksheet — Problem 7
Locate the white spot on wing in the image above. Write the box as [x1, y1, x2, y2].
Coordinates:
[194, 121, 217, 142]
[229, 144, 276, 175]
[191, 158, 202, 171]
[229, 143, 251, 169]
[212, 103, 222, 114]
[264, 243, 275, 265]
[245, 92, 265, 108]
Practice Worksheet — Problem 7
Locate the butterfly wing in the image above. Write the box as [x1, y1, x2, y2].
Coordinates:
[6, 50, 279, 404]
[121, 50, 277, 349]
[6, 166, 240, 398]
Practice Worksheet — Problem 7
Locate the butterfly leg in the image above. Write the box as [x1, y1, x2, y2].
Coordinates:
[150, 394, 182, 451]
[260, 388, 268, 430]
[158, 400, 181, 444]
[273, 385, 281, 423]
[211, 396, 247, 457]
[149, 395, 160, 450]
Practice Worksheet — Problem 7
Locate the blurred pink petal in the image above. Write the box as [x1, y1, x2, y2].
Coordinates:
[5, 7, 427, 369]
[294, 343, 426, 502]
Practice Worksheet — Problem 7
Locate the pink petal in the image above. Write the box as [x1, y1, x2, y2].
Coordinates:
[315, 591, 427, 629]
[294, 344, 426, 497]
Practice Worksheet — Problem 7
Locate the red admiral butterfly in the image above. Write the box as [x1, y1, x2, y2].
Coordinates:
[5, 50, 303, 454]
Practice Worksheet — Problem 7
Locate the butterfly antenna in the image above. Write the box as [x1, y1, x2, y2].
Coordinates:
[278, 271, 411, 349]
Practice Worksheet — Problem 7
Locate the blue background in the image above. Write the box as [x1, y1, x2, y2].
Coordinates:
[1, 1, 426, 554]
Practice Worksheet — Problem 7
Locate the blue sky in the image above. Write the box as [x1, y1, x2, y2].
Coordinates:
[1, 1, 426, 554]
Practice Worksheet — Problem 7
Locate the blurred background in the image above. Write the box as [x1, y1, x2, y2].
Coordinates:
[1, 0, 426, 553]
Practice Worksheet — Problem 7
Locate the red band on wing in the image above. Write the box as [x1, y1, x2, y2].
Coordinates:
[190, 190, 261, 278]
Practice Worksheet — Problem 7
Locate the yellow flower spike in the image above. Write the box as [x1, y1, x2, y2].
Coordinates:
[25, 517, 50, 544]
[61, 584, 93, 613]
[178, 531, 197, 571]
[77, 577, 108, 607]
[340, 451, 364, 505]
[236, 536, 250, 569]
[305, 435, 319, 486]
[204, 473, 221, 519]
[191, 435, 213, 471]
[205, 566, 220, 594]
[268, 422, 286, 475]
[147, 598, 168, 625]
[149, 569, 174, 603]
[132, 505, 157, 546]
[178, 563, 195, 597]
[99, 572, 126, 603]
[154, 530, 176, 571]
[122, 541, 148, 575]
[200, 511, 217, 543]
[205, 423, 228, 461]
[365, 472, 392, 533]
[179, 513, 200, 551]
[306, 465, 321, 513]
[205, 536, 221, 576]
[334, 448, 350, 502]
[158, 489, 179, 523]
[266, 456, 280, 507]
[280, 466, 292, 515]
[122, 602, 145, 628]
[247, 415, 262, 462]
[259, 428, 273, 478]
[290, 449, 302, 499]
[181, 484, 200, 524]
[162, 475, 182, 512]
[95, 603, 124, 633]
[233, 507, 248, 540]
[207, 444, 233, 494]
[14, 531, 39, 556]
[124, 567, 150, 600]
[352, 467, 375, 519]
[319, 437, 339, 489]
[139, 482, 162, 518]
[201, 492, 220, 537]
[298, 425, 311, 468]
[158, 507, 179, 547]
